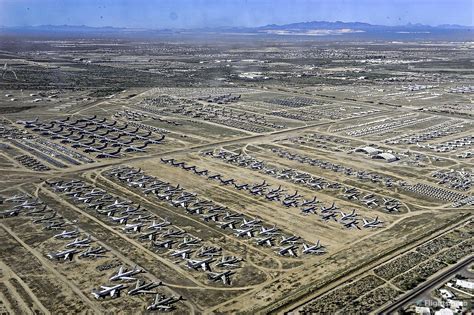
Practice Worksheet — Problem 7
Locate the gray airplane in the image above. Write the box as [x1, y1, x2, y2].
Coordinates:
[128, 279, 161, 296]
[186, 258, 214, 272]
[47, 248, 80, 261]
[207, 270, 235, 285]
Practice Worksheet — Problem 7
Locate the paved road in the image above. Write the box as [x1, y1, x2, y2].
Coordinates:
[379, 255, 474, 314]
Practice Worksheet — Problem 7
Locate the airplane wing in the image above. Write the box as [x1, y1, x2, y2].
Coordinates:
[100, 286, 112, 290]
[120, 276, 137, 280]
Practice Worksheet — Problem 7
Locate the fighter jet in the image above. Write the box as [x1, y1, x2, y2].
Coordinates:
[92, 284, 127, 299]
[128, 280, 161, 296]
[146, 294, 183, 311]
[207, 270, 235, 285]
[109, 265, 143, 281]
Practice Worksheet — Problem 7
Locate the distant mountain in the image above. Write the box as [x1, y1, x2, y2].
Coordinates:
[0, 21, 471, 39]
[256, 20, 473, 31]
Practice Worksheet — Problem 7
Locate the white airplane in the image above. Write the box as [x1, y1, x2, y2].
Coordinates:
[109, 265, 143, 281]
[92, 284, 127, 299]
[259, 225, 280, 236]
[147, 218, 171, 230]
[240, 217, 262, 228]
[362, 216, 384, 228]
[65, 235, 92, 248]
[186, 258, 213, 272]
[234, 227, 255, 238]
[339, 209, 357, 220]
[122, 222, 144, 233]
[146, 294, 183, 311]
[302, 241, 326, 255]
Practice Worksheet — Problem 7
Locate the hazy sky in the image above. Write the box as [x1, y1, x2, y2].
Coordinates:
[0, 0, 472, 28]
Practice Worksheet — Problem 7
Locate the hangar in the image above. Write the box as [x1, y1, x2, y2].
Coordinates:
[372, 152, 399, 163]
[354, 146, 383, 156]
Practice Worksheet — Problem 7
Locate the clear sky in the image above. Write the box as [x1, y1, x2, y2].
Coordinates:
[0, 0, 472, 28]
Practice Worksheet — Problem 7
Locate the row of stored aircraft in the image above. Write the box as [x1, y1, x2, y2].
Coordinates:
[161, 157, 384, 229]
[106, 166, 326, 258]
[92, 265, 183, 310]
[46, 178, 243, 285]
[209, 149, 399, 214]
[16, 115, 165, 158]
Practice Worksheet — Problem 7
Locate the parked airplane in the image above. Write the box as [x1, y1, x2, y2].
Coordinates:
[215, 256, 243, 269]
[278, 244, 298, 257]
[92, 284, 127, 299]
[342, 219, 361, 230]
[128, 280, 161, 296]
[256, 236, 274, 247]
[339, 209, 357, 220]
[65, 235, 93, 248]
[234, 227, 255, 238]
[79, 246, 108, 259]
[146, 294, 183, 311]
[362, 216, 383, 228]
[47, 248, 80, 261]
[186, 258, 213, 272]
[96, 147, 122, 159]
[259, 226, 280, 236]
[148, 218, 171, 230]
[321, 202, 338, 212]
[302, 241, 326, 255]
[170, 248, 193, 260]
[207, 270, 235, 285]
[109, 265, 143, 281]
[280, 235, 300, 245]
